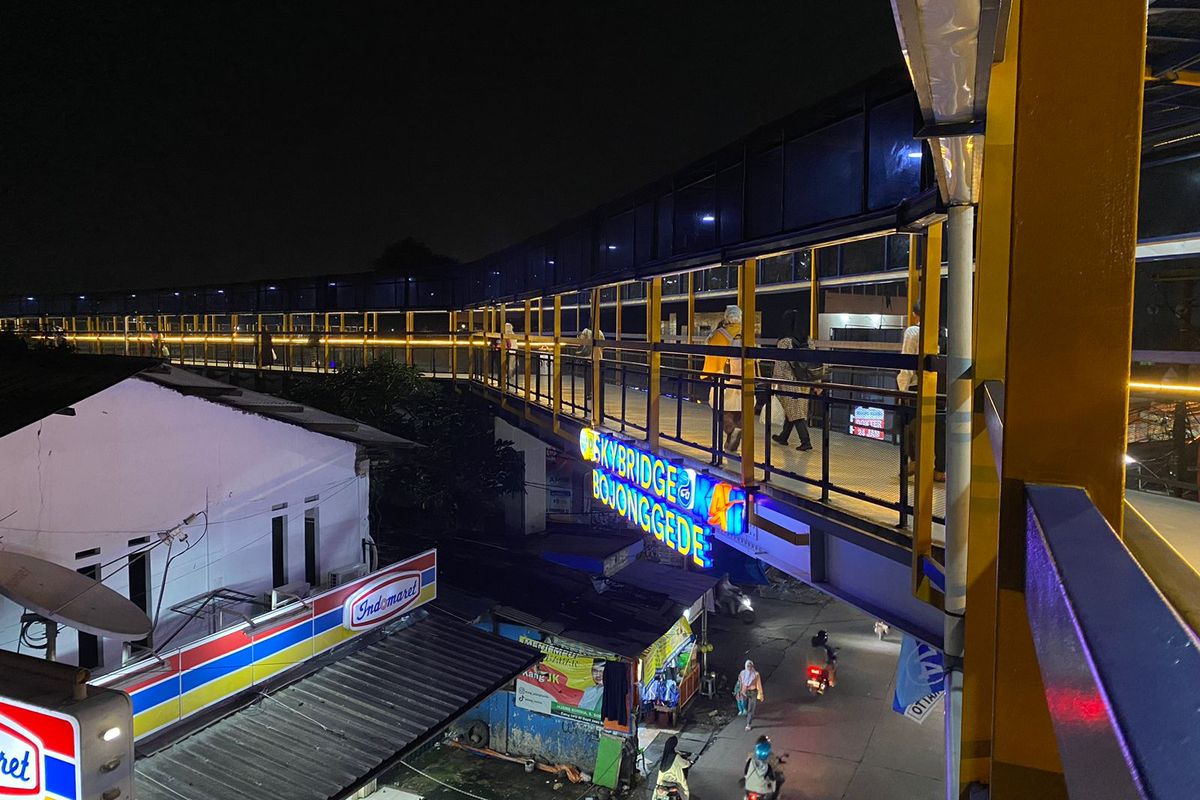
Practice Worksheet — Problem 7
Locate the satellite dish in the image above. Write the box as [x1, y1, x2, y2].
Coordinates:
[0, 551, 153, 639]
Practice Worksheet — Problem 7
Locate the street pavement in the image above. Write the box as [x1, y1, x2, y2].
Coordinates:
[679, 591, 945, 800]
[388, 588, 944, 800]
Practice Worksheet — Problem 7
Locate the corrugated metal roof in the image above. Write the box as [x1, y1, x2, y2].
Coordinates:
[609, 560, 718, 611]
[135, 611, 539, 800]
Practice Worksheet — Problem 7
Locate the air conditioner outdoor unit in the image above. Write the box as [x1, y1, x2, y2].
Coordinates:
[271, 580, 311, 609]
[327, 562, 368, 587]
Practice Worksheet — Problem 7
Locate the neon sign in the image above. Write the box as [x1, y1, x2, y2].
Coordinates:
[580, 428, 746, 567]
[0, 698, 81, 800]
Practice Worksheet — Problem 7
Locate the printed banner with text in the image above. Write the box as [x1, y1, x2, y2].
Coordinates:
[514, 638, 607, 725]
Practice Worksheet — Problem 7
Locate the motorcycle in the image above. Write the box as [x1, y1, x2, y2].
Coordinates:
[742, 753, 787, 800]
[717, 579, 756, 624]
[806, 664, 830, 696]
[652, 749, 695, 800]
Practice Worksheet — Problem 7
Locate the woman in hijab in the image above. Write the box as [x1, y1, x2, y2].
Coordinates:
[655, 735, 692, 799]
[736, 659, 765, 731]
[771, 337, 813, 451]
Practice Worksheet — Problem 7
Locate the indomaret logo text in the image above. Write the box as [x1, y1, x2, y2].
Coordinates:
[0, 698, 81, 800]
[343, 572, 423, 631]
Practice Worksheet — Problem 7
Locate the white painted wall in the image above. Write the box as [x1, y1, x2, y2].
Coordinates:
[0, 377, 371, 672]
[495, 418, 547, 535]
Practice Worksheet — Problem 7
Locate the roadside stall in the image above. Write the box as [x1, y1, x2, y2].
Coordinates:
[430, 541, 718, 790]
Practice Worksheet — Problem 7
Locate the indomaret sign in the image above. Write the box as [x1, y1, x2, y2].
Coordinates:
[580, 428, 746, 568]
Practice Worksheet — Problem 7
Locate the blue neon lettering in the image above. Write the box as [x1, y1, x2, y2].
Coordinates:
[652, 461, 666, 497]
[638, 495, 651, 531]
[585, 428, 727, 566]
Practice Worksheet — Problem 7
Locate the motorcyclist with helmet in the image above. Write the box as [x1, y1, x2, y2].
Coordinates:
[742, 735, 785, 800]
[807, 629, 838, 687]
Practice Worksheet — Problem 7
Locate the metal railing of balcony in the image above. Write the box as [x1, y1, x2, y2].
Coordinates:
[1025, 484, 1200, 799]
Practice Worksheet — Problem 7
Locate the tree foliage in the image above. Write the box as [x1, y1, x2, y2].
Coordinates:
[373, 237, 458, 278]
[286, 360, 523, 527]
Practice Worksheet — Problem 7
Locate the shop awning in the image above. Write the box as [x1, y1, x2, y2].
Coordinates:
[134, 611, 539, 800]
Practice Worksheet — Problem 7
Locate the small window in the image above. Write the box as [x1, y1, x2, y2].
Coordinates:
[272, 515, 288, 588]
[304, 508, 320, 587]
[75, 547, 100, 560]
[76, 564, 102, 669]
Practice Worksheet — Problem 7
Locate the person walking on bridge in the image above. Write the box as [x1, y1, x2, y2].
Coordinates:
[702, 305, 744, 453]
[771, 336, 817, 452]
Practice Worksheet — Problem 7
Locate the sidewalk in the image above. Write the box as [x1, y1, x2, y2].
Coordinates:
[664, 590, 945, 800]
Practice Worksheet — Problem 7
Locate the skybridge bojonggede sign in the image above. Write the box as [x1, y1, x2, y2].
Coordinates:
[580, 428, 746, 568]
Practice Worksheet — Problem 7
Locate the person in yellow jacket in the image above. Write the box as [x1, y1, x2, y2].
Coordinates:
[702, 305, 744, 451]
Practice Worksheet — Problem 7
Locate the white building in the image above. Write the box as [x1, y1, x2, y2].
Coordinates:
[0, 356, 415, 671]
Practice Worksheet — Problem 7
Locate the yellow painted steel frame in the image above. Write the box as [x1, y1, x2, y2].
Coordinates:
[524, 300, 533, 419]
[499, 303, 508, 401]
[906, 235, 920, 325]
[646, 278, 663, 452]
[450, 310, 459, 383]
[960, 0, 1019, 788]
[809, 249, 820, 341]
[405, 311, 415, 367]
[687, 272, 697, 377]
[590, 290, 602, 428]
[552, 295, 563, 432]
[739, 259, 757, 486]
[987, 0, 1145, 796]
[912, 224, 943, 604]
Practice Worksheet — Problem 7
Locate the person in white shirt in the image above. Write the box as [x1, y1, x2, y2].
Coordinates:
[898, 303, 945, 482]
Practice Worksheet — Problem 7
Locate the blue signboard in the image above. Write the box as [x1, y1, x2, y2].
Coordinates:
[580, 428, 747, 568]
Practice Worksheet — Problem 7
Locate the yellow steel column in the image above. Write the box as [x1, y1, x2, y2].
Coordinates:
[912, 224, 943, 602]
[646, 278, 662, 451]
[450, 310, 459, 383]
[687, 272, 696, 380]
[809, 248, 820, 342]
[322, 313, 330, 373]
[907, 235, 920, 324]
[590, 290, 602, 428]
[739, 259, 757, 486]
[405, 311, 415, 367]
[686, 272, 695, 346]
[961, 0, 1020, 788]
[524, 299, 533, 416]
[499, 303, 508, 398]
[987, 0, 1146, 796]
[361, 312, 368, 368]
[553, 295, 563, 432]
[615, 286, 623, 378]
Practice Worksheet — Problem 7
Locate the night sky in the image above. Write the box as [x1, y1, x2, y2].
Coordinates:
[2, 2, 902, 294]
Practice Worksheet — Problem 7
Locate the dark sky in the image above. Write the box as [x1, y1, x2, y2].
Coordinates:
[1, 2, 903, 294]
